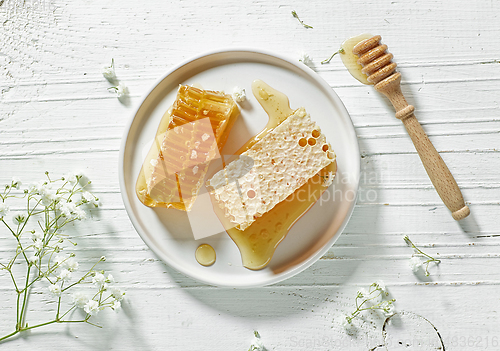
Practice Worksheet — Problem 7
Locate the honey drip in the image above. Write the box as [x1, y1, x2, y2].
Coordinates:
[210, 80, 337, 270]
[340, 33, 374, 85]
[195, 244, 216, 266]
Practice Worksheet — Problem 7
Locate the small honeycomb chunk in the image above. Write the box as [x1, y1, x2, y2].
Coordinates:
[136, 85, 239, 211]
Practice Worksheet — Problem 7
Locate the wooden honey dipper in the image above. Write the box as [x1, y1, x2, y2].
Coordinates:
[353, 35, 470, 220]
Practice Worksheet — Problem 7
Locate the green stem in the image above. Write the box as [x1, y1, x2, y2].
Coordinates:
[85, 320, 102, 328]
[22, 273, 41, 292]
[61, 279, 85, 292]
[56, 296, 62, 319]
[415, 247, 440, 263]
[1, 218, 17, 240]
[321, 47, 345, 64]
[6, 268, 20, 292]
[18, 265, 31, 328]
[56, 281, 64, 319]
[0, 279, 103, 343]
[349, 288, 387, 322]
[11, 228, 29, 264]
[23, 319, 57, 331]
[0, 318, 96, 342]
[59, 305, 76, 319]
[0, 330, 19, 342]
[16, 291, 21, 330]
[405, 236, 440, 262]
[62, 258, 104, 293]
[291, 10, 313, 29]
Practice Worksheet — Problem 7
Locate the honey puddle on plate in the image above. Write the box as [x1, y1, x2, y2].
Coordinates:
[195, 244, 216, 266]
[208, 80, 337, 270]
[340, 33, 374, 85]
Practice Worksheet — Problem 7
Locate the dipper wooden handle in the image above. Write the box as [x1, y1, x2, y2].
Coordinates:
[353, 35, 470, 220]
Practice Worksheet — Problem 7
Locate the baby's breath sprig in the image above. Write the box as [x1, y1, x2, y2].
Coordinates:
[298, 51, 313, 67]
[102, 59, 129, 102]
[404, 235, 441, 276]
[340, 281, 395, 331]
[108, 82, 129, 100]
[321, 47, 345, 64]
[102, 58, 117, 82]
[248, 331, 267, 351]
[291, 10, 313, 29]
[0, 173, 124, 343]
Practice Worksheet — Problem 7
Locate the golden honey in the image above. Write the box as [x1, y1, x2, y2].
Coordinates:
[195, 244, 216, 266]
[135, 85, 239, 211]
[340, 33, 374, 85]
[209, 80, 337, 270]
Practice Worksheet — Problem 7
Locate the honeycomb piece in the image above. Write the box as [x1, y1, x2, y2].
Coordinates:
[136, 85, 239, 211]
[207, 108, 335, 230]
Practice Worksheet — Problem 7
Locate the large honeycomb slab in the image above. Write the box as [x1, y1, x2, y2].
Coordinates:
[207, 107, 335, 230]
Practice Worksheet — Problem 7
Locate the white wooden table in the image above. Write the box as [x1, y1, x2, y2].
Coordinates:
[1, 0, 499, 350]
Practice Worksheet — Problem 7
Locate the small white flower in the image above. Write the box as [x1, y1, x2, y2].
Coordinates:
[409, 256, 422, 273]
[57, 202, 86, 220]
[117, 82, 129, 98]
[58, 269, 72, 281]
[82, 191, 92, 201]
[299, 51, 313, 66]
[110, 287, 125, 301]
[48, 284, 62, 297]
[382, 302, 395, 317]
[28, 181, 41, 193]
[110, 82, 129, 99]
[57, 202, 72, 217]
[63, 172, 78, 185]
[55, 254, 67, 265]
[249, 331, 265, 351]
[72, 292, 88, 308]
[111, 300, 121, 311]
[374, 280, 387, 294]
[84, 300, 100, 316]
[28, 254, 38, 264]
[232, 86, 246, 103]
[0, 203, 9, 219]
[336, 312, 356, 335]
[38, 183, 59, 206]
[31, 231, 44, 241]
[340, 313, 353, 330]
[73, 207, 87, 220]
[92, 273, 106, 288]
[403, 235, 411, 246]
[12, 213, 27, 225]
[106, 274, 114, 283]
[81, 191, 99, 207]
[357, 288, 369, 298]
[11, 177, 22, 189]
[102, 59, 116, 81]
[65, 257, 79, 272]
[33, 239, 43, 251]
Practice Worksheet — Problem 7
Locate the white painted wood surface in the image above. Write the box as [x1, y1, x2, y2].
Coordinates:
[1, 0, 499, 350]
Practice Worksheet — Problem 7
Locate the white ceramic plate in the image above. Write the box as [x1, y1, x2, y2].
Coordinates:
[119, 49, 360, 287]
